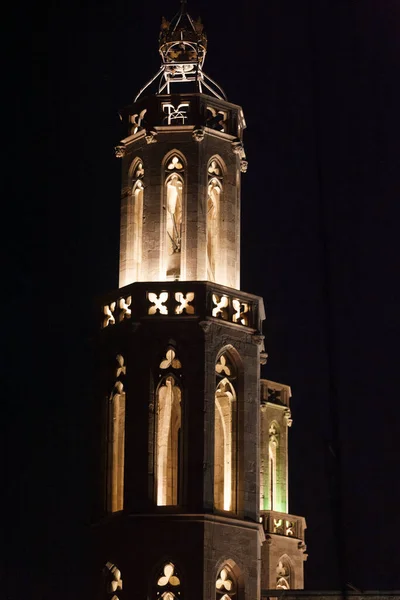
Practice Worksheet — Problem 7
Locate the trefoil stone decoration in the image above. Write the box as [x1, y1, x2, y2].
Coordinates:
[159, 348, 182, 370]
[148, 291, 169, 315]
[157, 563, 181, 587]
[208, 159, 221, 176]
[216, 567, 236, 600]
[276, 559, 290, 589]
[105, 562, 123, 596]
[175, 291, 195, 314]
[167, 155, 184, 171]
[240, 159, 248, 173]
[216, 354, 232, 377]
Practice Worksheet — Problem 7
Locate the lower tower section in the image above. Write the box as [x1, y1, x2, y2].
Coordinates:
[259, 381, 307, 590]
[92, 280, 266, 600]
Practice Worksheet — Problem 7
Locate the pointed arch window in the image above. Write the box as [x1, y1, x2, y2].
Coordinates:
[164, 154, 184, 279]
[207, 158, 223, 283]
[155, 348, 183, 506]
[107, 355, 126, 513]
[276, 556, 291, 589]
[214, 351, 238, 512]
[131, 158, 144, 282]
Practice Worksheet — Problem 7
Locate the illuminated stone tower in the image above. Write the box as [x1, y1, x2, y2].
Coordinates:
[92, 3, 307, 599]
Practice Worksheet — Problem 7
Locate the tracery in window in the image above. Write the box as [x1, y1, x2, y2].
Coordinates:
[214, 351, 237, 512]
[164, 154, 184, 279]
[104, 562, 123, 600]
[156, 562, 182, 600]
[276, 557, 291, 589]
[207, 158, 223, 282]
[131, 158, 144, 282]
[216, 565, 237, 600]
[107, 355, 126, 512]
[155, 376, 182, 505]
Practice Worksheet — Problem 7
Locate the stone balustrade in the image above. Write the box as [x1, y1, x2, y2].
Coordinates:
[100, 281, 264, 333]
[261, 510, 307, 542]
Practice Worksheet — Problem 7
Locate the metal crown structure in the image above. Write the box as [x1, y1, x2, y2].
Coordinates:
[134, 1, 227, 101]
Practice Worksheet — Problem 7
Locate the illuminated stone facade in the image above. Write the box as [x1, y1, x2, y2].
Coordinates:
[91, 5, 306, 600]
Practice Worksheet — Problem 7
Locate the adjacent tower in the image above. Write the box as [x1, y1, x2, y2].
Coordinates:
[92, 4, 307, 599]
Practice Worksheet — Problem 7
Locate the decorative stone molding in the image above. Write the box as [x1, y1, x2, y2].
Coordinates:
[240, 159, 248, 173]
[231, 139, 245, 157]
[192, 126, 205, 142]
[298, 541, 307, 552]
[252, 334, 265, 346]
[260, 351, 268, 365]
[199, 320, 212, 333]
[114, 145, 126, 158]
[145, 129, 158, 144]
[284, 408, 293, 427]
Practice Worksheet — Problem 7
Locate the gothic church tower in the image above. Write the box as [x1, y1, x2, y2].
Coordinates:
[92, 4, 307, 598]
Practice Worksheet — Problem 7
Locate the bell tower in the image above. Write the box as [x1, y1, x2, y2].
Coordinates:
[92, 3, 307, 599]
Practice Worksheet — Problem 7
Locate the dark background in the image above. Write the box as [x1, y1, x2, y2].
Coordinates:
[10, 0, 400, 597]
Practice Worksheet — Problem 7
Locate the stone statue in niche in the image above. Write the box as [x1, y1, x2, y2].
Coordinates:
[166, 174, 182, 277]
[207, 179, 220, 282]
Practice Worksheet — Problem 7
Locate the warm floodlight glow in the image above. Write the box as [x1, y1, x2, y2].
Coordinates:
[214, 377, 236, 511]
[156, 377, 181, 505]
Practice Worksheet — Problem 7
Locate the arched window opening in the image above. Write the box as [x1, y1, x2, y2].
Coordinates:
[155, 375, 182, 505]
[276, 556, 291, 589]
[214, 352, 237, 512]
[207, 158, 223, 283]
[156, 562, 182, 600]
[107, 355, 126, 513]
[164, 154, 184, 279]
[131, 159, 144, 282]
[269, 422, 279, 511]
[216, 565, 237, 600]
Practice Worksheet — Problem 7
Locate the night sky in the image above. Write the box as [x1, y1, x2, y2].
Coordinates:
[11, 0, 400, 597]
